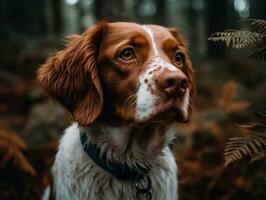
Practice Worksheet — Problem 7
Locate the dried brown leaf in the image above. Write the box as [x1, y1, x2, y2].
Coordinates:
[0, 129, 36, 176]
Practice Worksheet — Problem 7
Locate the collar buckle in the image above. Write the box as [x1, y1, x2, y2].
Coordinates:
[133, 175, 152, 200]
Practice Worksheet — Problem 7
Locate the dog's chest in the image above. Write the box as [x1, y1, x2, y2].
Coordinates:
[51, 124, 178, 200]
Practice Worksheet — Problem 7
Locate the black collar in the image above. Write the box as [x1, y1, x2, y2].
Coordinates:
[80, 131, 152, 182]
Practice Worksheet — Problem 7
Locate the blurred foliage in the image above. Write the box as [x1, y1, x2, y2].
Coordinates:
[0, 0, 266, 199]
[209, 18, 266, 167]
[217, 80, 250, 113]
[224, 112, 266, 165]
[0, 128, 36, 176]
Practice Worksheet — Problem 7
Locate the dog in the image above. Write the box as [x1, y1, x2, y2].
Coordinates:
[38, 22, 194, 200]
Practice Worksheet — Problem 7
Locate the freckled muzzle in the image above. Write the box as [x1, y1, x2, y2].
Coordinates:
[145, 56, 189, 98]
[136, 57, 190, 123]
[135, 25, 192, 123]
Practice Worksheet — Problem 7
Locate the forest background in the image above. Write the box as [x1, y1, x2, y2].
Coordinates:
[0, 0, 265, 199]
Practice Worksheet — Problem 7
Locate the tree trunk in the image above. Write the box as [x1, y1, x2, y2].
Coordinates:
[51, 0, 62, 35]
[154, 0, 167, 25]
[205, 0, 227, 58]
[250, 0, 266, 19]
[94, 0, 126, 21]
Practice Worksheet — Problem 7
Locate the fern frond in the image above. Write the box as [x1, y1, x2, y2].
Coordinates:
[225, 111, 266, 165]
[239, 112, 266, 133]
[224, 136, 266, 165]
[208, 30, 264, 49]
[255, 111, 266, 123]
[241, 19, 266, 34]
[250, 151, 266, 163]
[246, 47, 266, 62]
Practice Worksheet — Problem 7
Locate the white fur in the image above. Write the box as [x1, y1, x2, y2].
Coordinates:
[153, 57, 178, 72]
[182, 89, 190, 119]
[136, 64, 159, 120]
[48, 123, 178, 200]
[142, 25, 159, 56]
[41, 185, 51, 200]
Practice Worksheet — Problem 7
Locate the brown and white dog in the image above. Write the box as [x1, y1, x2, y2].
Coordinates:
[38, 22, 195, 200]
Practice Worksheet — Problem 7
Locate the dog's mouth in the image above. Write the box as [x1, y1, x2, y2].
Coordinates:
[132, 97, 187, 125]
[151, 98, 186, 122]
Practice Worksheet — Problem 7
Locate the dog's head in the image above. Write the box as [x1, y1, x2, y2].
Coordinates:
[38, 22, 195, 126]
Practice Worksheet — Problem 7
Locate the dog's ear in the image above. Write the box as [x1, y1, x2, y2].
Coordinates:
[168, 28, 196, 119]
[37, 22, 108, 126]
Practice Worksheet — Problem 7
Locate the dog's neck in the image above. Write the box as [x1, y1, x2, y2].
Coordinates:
[79, 120, 177, 166]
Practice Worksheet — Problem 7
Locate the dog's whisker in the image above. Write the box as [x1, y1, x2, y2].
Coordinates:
[124, 94, 137, 106]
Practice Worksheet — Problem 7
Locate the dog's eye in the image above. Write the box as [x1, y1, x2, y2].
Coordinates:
[119, 48, 135, 61]
[175, 52, 183, 65]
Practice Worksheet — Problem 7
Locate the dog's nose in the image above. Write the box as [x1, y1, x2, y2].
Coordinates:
[157, 70, 188, 96]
